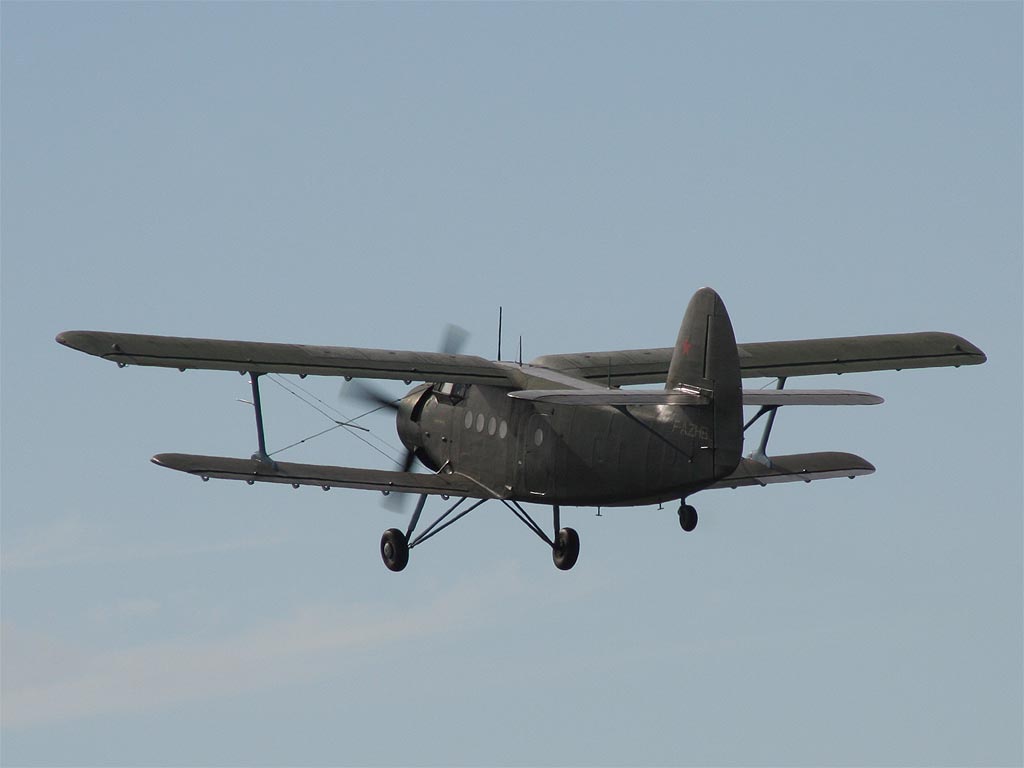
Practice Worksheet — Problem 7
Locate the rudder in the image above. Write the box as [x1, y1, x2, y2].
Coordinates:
[666, 288, 743, 477]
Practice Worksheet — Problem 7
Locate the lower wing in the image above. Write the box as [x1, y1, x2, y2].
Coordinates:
[705, 452, 875, 489]
[152, 453, 502, 499]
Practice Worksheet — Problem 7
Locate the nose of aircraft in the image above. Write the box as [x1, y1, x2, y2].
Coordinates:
[395, 383, 432, 464]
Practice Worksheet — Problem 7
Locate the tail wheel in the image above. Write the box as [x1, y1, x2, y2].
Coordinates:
[380, 528, 410, 572]
[678, 504, 698, 532]
[552, 527, 580, 571]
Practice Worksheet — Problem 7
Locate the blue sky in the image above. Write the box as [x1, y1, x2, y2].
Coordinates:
[2, 2, 1021, 766]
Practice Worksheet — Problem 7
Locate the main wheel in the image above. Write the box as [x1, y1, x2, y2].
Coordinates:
[678, 504, 698, 532]
[380, 528, 409, 572]
[552, 527, 580, 571]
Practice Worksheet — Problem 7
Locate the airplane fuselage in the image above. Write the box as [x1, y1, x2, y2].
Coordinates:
[401, 380, 723, 506]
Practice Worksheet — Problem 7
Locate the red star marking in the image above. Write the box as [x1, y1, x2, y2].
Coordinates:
[681, 338, 693, 355]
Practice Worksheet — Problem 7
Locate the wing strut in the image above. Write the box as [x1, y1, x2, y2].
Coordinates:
[743, 376, 787, 467]
[249, 373, 276, 468]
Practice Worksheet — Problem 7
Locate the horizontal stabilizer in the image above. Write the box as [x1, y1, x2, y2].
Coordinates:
[507, 388, 708, 406]
[507, 388, 880, 407]
[151, 453, 500, 499]
[742, 389, 883, 406]
[706, 451, 875, 489]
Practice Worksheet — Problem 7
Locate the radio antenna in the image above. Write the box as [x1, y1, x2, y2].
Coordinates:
[497, 306, 503, 361]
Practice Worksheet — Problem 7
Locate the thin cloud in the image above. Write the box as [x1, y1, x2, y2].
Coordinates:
[2, 560, 524, 729]
[1, 514, 287, 572]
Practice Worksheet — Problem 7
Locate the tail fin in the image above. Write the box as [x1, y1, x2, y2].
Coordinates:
[666, 288, 743, 477]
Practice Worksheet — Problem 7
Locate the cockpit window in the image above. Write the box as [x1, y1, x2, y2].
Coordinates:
[434, 382, 468, 404]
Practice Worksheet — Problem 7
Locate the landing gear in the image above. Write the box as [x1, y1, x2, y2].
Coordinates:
[378, 495, 487, 572]
[376, 497, 581, 571]
[678, 503, 698, 532]
[380, 528, 409, 572]
[553, 527, 580, 571]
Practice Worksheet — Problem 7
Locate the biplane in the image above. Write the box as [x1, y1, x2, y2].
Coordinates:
[57, 288, 986, 571]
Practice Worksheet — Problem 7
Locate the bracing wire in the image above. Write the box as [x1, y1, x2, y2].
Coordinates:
[267, 374, 351, 424]
[263, 374, 407, 462]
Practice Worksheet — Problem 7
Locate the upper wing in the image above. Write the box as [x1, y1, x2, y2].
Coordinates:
[530, 332, 987, 385]
[56, 330, 512, 386]
[735, 333, 987, 378]
[57, 329, 985, 387]
[152, 453, 502, 499]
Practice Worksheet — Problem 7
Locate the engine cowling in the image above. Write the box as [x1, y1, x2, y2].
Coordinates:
[396, 384, 435, 468]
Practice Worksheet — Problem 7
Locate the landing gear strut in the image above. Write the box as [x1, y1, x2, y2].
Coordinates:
[378, 496, 582, 571]
[498, 500, 581, 570]
[678, 503, 698, 532]
[379, 494, 486, 572]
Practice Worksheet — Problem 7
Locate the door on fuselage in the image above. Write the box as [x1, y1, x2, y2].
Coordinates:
[521, 411, 552, 497]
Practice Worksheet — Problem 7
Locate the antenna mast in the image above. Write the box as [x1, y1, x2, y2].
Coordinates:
[497, 306, 503, 361]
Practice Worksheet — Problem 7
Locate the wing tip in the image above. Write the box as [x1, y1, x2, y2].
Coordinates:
[151, 453, 192, 472]
[55, 330, 84, 350]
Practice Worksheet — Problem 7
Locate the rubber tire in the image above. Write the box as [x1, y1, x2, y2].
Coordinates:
[380, 528, 409, 572]
[553, 527, 580, 571]
[678, 504, 698, 532]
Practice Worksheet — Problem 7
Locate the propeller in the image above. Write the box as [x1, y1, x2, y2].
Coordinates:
[438, 323, 470, 355]
[340, 379, 415, 472]
[340, 323, 470, 478]
[343, 379, 401, 413]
